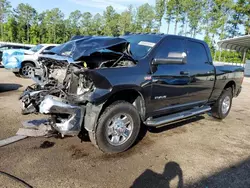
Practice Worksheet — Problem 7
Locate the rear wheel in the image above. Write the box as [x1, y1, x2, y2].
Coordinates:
[20, 62, 35, 78]
[212, 87, 233, 119]
[89, 101, 141, 154]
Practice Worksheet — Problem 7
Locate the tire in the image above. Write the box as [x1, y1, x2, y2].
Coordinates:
[212, 87, 233, 119]
[90, 101, 141, 154]
[20, 62, 35, 78]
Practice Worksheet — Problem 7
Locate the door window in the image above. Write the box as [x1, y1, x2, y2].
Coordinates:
[155, 38, 186, 59]
[187, 41, 208, 65]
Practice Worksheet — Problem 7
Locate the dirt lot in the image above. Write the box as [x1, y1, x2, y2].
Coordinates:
[0, 67, 250, 188]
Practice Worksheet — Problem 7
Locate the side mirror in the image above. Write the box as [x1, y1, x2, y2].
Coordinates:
[152, 52, 187, 65]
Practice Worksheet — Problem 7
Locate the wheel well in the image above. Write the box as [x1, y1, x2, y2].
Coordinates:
[100, 89, 146, 120]
[224, 81, 236, 95]
[21, 61, 35, 68]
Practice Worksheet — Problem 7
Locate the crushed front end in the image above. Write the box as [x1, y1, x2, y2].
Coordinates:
[20, 37, 135, 137]
[19, 56, 96, 136]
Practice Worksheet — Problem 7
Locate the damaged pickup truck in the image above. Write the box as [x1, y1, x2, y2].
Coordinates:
[20, 34, 244, 153]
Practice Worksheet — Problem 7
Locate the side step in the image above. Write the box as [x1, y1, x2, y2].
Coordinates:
[144, 106, 211, 127]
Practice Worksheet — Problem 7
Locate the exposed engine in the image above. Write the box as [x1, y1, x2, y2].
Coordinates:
[20, 51, 135, 136]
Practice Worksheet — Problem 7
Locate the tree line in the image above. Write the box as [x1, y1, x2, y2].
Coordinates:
[0, 0, 249, 62]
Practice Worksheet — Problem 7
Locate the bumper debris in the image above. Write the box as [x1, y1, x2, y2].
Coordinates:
[40, 95, 85, 136]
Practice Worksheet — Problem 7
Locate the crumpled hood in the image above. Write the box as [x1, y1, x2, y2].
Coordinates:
[50, 36, 129, 61]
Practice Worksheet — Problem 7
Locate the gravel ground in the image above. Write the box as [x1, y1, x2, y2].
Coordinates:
[0, 68, 250, 188]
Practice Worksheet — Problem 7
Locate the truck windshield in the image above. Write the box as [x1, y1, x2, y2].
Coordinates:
[121, 35, 162, 60]
[30, 44, 44, 52]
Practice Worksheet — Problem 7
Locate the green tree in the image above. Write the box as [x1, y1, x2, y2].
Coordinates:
[216, 0, 234, 39]
[227, 1, 244, 38]
[4, 16, 17, 42]
[187, 0, 205, 37]
[29, 14, 40, 44]
[237, 0, 250, 35]
[14, 3, 37, 43]
[0, 0, 11, 40]
[167, 0, 185, 35]
[68, 10, 82, 36]
[165, 0, 174, 34]
[103, 6, 120, 36]
[135, 3, 156, 33]
[155, 0, 165, 32]
[203, 0, 234, 40]
[81, 12, 93, 35]
[92, 13, 103, 35]
[43, 8, 64, 43]
[119, 6, 134, 35]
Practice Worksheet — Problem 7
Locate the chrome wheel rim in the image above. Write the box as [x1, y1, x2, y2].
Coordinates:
[21, 65, 32, 76]
[106, 113, 133, 146]
[222, 96, 230, 114]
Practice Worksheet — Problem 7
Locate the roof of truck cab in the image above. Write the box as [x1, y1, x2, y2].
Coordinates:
[125, 33, 206, 43]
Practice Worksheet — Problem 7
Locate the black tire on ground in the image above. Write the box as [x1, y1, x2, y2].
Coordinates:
[20, 62, 35, 78]
[212, 87, 233, 119]
[89, 101, 141, 154]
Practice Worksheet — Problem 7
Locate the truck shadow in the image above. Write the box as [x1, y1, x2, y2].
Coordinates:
[131, 161, 183, 188]
[0, 83, 22, 93]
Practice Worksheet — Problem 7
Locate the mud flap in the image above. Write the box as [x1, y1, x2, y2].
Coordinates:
[84, 102, 103, 132]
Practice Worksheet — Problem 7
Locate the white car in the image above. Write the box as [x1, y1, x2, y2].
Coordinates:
[2, 44, 58, 77]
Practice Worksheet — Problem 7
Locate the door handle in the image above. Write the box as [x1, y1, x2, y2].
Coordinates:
[180, 71, 189, 75]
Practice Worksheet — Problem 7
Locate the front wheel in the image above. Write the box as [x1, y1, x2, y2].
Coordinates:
[89, 101, 141, 154]
[212, 87, 233, 119]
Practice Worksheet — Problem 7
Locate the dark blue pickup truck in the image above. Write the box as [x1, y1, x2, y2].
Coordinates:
[20, 34, 244, 153]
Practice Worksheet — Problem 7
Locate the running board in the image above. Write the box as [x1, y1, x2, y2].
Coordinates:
[144, 106, 211, 127]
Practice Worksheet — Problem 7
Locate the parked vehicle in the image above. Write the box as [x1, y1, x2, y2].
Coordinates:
[2, 44, 58, 77]
[20, 34, 244, 154]
[0, 44, 33, 62]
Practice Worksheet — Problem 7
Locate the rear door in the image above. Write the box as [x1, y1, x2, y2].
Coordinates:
[185, 40, 215, 103]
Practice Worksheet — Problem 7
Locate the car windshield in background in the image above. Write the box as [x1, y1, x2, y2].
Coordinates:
[121, 35, 163, 59]
[30, 44, 44, 52]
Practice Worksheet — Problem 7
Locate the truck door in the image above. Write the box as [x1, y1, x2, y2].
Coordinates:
[149, 37, 194, 116]
[185, 40, 215, 103]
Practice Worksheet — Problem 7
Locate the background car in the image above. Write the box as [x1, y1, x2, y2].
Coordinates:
[0, 44, 34, 62]
[2, 44, 58, 77]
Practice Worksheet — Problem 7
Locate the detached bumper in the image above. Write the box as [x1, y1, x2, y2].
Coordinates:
[39, 95, 85, 136]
